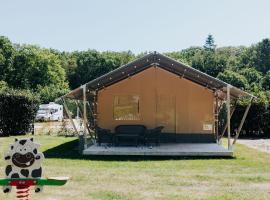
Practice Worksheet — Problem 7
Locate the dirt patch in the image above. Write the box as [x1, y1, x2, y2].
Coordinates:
[237, 139, 270, 153]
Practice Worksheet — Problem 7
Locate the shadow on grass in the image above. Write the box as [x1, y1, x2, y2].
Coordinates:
[43, 139, 234, 161]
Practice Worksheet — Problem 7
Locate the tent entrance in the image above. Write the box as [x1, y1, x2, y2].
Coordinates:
[156, 94, 176, 133]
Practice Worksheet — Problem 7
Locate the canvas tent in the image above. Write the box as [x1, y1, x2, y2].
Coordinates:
[60, 52, 255, 156]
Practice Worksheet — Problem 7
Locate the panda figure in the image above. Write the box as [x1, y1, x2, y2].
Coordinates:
[3, 138, 44, 193]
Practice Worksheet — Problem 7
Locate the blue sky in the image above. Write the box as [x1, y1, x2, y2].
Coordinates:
[0, 0, 269, 53]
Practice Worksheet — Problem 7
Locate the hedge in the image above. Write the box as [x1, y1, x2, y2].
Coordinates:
[0, 89, 39, 136]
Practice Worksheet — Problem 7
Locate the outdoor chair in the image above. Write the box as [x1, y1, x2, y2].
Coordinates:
[96, 127, 114, 146]
[145, 126, 164, 146]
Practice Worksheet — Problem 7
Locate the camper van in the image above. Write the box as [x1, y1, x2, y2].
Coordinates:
[36, 102, 63, 121]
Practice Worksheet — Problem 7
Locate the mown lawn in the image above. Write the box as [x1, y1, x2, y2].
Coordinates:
[0, 135, 270, 200]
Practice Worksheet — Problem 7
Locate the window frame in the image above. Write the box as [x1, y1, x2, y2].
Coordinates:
[113, 94, 141, 121]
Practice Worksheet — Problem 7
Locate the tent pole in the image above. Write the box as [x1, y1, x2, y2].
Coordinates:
[83, 85, 88, 149]
[227, 85, 231, 150]
[214, 92, 219, 142]
[233, 97, 254, 145]
[61, 97, 79, 136]
[93, 91, 98, 139]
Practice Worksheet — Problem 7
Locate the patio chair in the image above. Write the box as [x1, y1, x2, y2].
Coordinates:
[96, 127, 114, 146]
[145, 126, 164, 146]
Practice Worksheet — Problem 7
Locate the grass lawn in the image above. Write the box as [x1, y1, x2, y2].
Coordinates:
[0, 136, 270, 200]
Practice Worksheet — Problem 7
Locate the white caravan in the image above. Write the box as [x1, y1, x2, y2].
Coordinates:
[36, 102, 63, 121]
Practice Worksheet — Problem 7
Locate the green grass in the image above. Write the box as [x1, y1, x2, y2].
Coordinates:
[1, 135, 270, 200]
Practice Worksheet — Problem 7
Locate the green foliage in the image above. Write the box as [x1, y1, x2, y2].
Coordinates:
[240, 39, 270, 74]
[217, 70, 249, 90]
[37, 84, 69, 104]
[254, 39, 270, 74]
[239, 67, 262, 84]
[7, 45, 68, 90]
[164, 47, 205, 67]
[261, 71, 270, 90]
[0, 80, 8, 91]
[0, 36, 14, 81]
[192, 50, 227, 77]
[69, 50, 134, 89]
[0, 88, 39, 136]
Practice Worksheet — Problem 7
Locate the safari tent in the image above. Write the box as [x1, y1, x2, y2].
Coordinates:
[60, 52, 254, 156]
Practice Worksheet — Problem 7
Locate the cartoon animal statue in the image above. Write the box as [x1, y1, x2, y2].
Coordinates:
[3, 138, 44, 193]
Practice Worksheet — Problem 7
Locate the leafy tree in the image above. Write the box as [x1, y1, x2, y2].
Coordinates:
[37, 84, 69, 103]
[165, 47, 206, 66]
[216, 46, 245, 70]
[239, 39, 270, 74]
[191, 50, 226, 77]
[203, 34, 216, 51]
[7, 45, 69, 93]
[261, 71, 270, 90]
[254, 39, 270, 74]
[53, 51, 78, 89]
[0, 36, 14, 81]
[239, 67, 262, 85]
[217, 70, 249, 89]
[70, 50, 134, 89]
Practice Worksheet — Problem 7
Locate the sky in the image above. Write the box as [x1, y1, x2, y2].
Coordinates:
[0, 0, 270, 53]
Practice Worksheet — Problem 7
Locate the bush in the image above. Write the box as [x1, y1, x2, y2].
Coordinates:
[0, 89, 39, 136]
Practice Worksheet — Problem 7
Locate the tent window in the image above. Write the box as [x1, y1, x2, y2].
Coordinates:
[113, 95, 140, 120]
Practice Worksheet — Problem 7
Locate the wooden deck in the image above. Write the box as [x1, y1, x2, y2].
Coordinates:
[83, 143, 233, 157]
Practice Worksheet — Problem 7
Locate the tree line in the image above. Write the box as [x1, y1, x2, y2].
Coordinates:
[0, 35, 269, 137]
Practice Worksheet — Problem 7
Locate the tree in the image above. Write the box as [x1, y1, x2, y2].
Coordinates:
[0, 36, 14, 81]
[165, 47, 202, 65]
[37, 84, 69, 103]
[70, 50, 134, 89]
[261, 71, 270, 90]
[254, 39, 270, 74]
[6, 45, 69, 93]
[203, 34, 216, 51]
[217, 70, 249, 89]
[191, 49, 226, 77]
[239, 67, 262, 84]
[239, 39, 270, 74]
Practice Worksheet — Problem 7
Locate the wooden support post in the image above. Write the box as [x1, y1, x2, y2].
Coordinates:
[227, 85, 231, 150]
[83, 85, 88, 149]
[93, 90, 98, 139]
[61, 98, 79, 135]
[233, 97, 254, 144]
[215, 93, 219, 142]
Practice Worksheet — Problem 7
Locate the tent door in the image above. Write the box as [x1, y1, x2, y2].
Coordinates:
[156, 94, 176, 134]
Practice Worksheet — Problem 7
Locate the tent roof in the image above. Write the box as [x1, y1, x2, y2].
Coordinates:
[63, 52, 254, 100]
